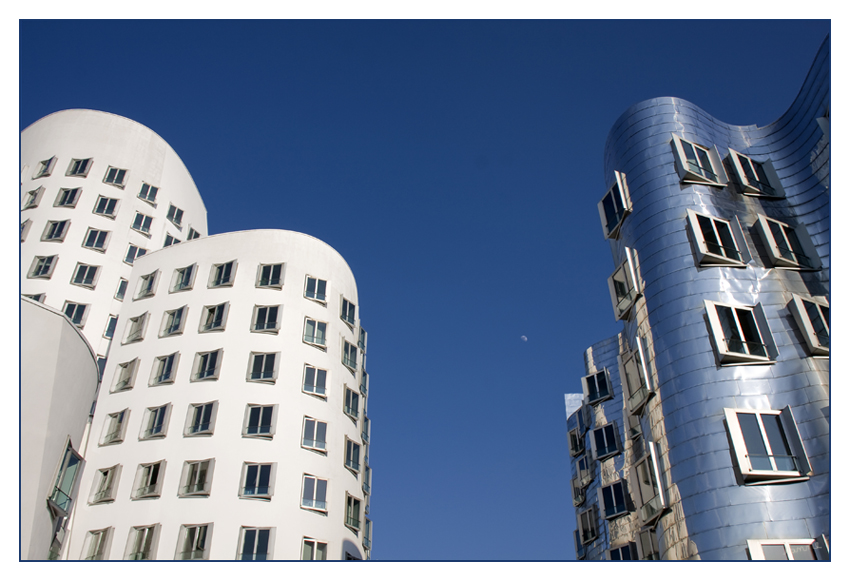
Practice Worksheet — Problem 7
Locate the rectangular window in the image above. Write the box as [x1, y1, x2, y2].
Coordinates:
[171, 264, 196, 292]
[55, 187, 81, 208]
[607, 247, 641, 320]
[257, 263, 284, 288]
[187, 227, 200, 240]
[209, 260, 236, 287]
[359, 327, 367, 351]
[176, 524, 211, 560]
[788, 295, 829, 355]
[629, 441, 667, 526]
[303, 318, 327, 347]
[686, 209, 750, 267]
[113, 358, 139, 392]
[305, 276, 327, 302]
[103, 166, 128, 187]
[747, 536, 829, 560]
[101, 410, 128, 445]
[29, 255, 57, 279]
[345, 438, 361, 472]
[571, 476, 585, 507]
[200, 302, 229, 332]
[568, 428, 585, 457]
[138, 183, 158, 204]
[180, 459, 214, 496]
[591, 423, 620, 460]
[63, 302, 89, 327]
[151, 353, 179, 385]
[83, 228, 110, 251]
[164, 234, 180, 247]
[82, 528, 112, 560]
[581, 369, 611, 405]
[363, 518, 372, 550]
[239, 527, 273, 561]
[43, 219, 69, 242]
[599, 481, 628, 519]
[125, 244, 147, 264]
[193, 349, 222, 381]
[727, 149, 785, 197]
[115, 278, 128, 301]
[244, 405, 276, 438]
[671, 134, 728, 186]
[597, 171, 632, 239]
[126, 524, 159, 560]
[133, 460, 166, 499]
[346, 494, 362, 531]
[93, 195, 119, 217]
[248, 352, 279, 383]
[186, 401, 218, 436]
[609, 543, 638, 560]
[362, 416, 371, 444]
[124, 312, 149, 343]
[241, 463, 275, 500]
[49, 443, 83, 515]
[341, 298, 356, 325]
[754, 214, 820, 270]
[344, 387, 360, 421]
[67, 158, 92, 177]
[577, 506, 598, 545]
[167, 204, 184, 227]
[141, 405, 171, 439]
[360, 369, 369, 395]
[161, 306, 187, 337]
[576, 454, 593, 488]
[302, 538, 327, 560]
[636, 529, 660, 560]
[574, 530, 587, 560]
[252, 305, 280, 333]
[302, 417, 327, 451]
[34, 156, 56, 178]
[621, 338, 653, 415]
[23, 186, 44, 209]
[704, 300, 776, 364]
[136, 270, 159, 299]
[71, 263, 100, 289]
[21, 219, 32, 241]
[343, 341, 358, 371]
[131, 212, 153, 236]
[301, 475, 328, 511]
[90, 464, 121, 504]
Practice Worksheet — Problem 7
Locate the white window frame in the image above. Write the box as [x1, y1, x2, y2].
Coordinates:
[71, 262, 100, 289]
[571, 475, 585, 507]
[23, 186, 44, 209]
[199, 302, 229, 333]
[686, 209, 750, 267]
[363, 519, 372, 551]
[164, 233, 180, 247]
[302, 417, 328, 452]
[125, 524, 161, 560]
[138, 182, 158, 205]
[187, 227, 200, 240]
[671, 134, 728, 186]
[115, 278, 128, 301]
[256, 263, 284, 289]
[629, 441, 667, 526]
[185, 401, 219, 437]
[54, 187, 81, 208]
[124, 244, 147, 265]
[608, 542, 638, 560]
[112, 358, 139, 392]
[34, 156, 56, 178]
[42, 219, 70, 242]
[166, 203, 184, 228]
[568, 427, 585, 458]
[29, 255, 57, 279]
[247, 351, 280, 383]
[581, 369, 611, 405]
[303, 364, 328, 398]
[252, 304, 281, 333]
[171, 263, 197, 293]
[727, 149, 786, 198]
[175, 523, 212, 560]
[346, 494, 362, 531]
[344, 387, 360, 422]
[724, 406, 811, 484]
[239, 462, 277, 500]
[208, 260, 237, 288]
[135, 270, 159, 299]
[179, 458, 215, 497]
[103, 314, 119, 339]
[362, 415, 371, 445]
[160, 305, 188, 337]
[243, 404, 278, 439]
[788, 294, 829, 356]
[89, 464, 122, 504]
[103, 166, 128, 187]
[63, 301, 89, 328]
[303, 317, 328, 348]
[343, 341, 358, 372]
[20, 218, 29, 242]
[301, 474, 329, 512]
[620, 337, 654, 415]
[131, 211, 153, 237]
[747, 536, 829, 560]
[302, 538, 328, 560]
[597, 171, 632, 239]
[345, 438, 361, 473]
[636, 528, 660, 560]
[237, 527, 275, 561]
[24, 293, 45, 303]
[82, 227, 110, 252]
[590, 422, 620, 461]
[132, 460, 167, 500]
[192, 349, 223, 382]
[704, 300, 777, 364]
[82, 527, 113, 560]
[341, 297, 356, 327]
[123, 312, 149, 344]
[607, 247, 641, 320]
[359, 327, 368, 352]
[140, 404, 171, 440]
[754, 214, 821, 270]
[93, 195, 119, 218]
[304, 275, 327, 304]
[101, 409, 129, 445]
[67, 157, 92, 177]
[577, 506, 598, 546]
[149, 352, 180, 386]
[360, 369, 369, 396]
[598, 480, 629, 520]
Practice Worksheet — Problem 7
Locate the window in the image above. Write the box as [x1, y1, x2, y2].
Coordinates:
[34, 156, 56, 178]
[133, 460, 166, 499]
[747, 536, 829, 560]
[252, 305, 280, 333]
[704, 300, 776, 364]
[150, 353, 179, 385]
[360, 369, 369, 396]
[55, 187, 81, 208]
[67, 158, 92, 177]
[362, 416, 371, 445]
[186, 401, 218, 436]
[686, 209, 750, 267]
[172, 264, 196, 292]
[125, 244, 147, 264]
[621, 337, 653, 415]
[344, 387, 360, 421]
[238, 527, 273, 561]
[727, 149, 785, 197]
[574, 530, 587, 560]
[23, 186, 44, 209]
[131, 212, 153, 236]
[754, 214, 821, 270]
[115, 278, 128, 301]
[126, 524, 160, 560]
[629, 441, 667, 525]
[240, 463, 275, 500]
[789, 295, 829, 355]
[577, 506, 598, 545]
[609, 543, 638, 560]
[136, 270, 159, 299]
[301, 475, 328, 511]
[636, 529, 660, 560]
[363, 464, 372, 495]
[343, 341, 358, 371]
[571, 475, 585, 506]
[176, 524, 211, 560]
[305, 276, 327, 302]
[597, 171, 632, 239]
[101, 410, 128, 445]
[141, 405, 171, 439]
[209, 260, 236, 287]
[63, 302, 88, 327]
[670, 134, 727, 186]
[138, 183, 158, 204]
[93, 195, 119, 217]
[244, 405, 276, 438]
[24, 294, 45, 303]
[104, 166, 128, 187]
[607, 248, 641, 320]
[257, 263, 283, 288]
[248, 352, 279, 383]
[193, 349, 222, 381]
[43, 219, 69, 242]
[724, 407, 811, 484]
[568, 428, 585, 457]
[48, 442, 83, 517]
[599, 481, 628, 519]
[179, 459, 215, 496]
[576, 454, 593, 489]
[359, 327, 367, 351]
[124, 312, 149, 343]
[161, 306, 187, 337]
[90, 465, 121, 504]
[71, 263, 100, 289]
[581, 369, 611, 405]
[164, 233, 180, 247]
[167, 204, 184, 227]
[29, 255, 57, 279]
[341, 298, 356, 326]
[302, 417, 327, 451]
[83, 227, 110, 251]
[200, 302, 229, 332]
[82, 528, 112, 560]
[345, 438, 361, 472]
[20, 219, 30, 244]
[187, 227, 200, 240]
[113, 358, 139, 392]
[97, 356, 107, 379]
[303, 318, 327, 347]
[591, 423, 620, 461]
[302, 538, 327, 560]
[363, 519, 373, 551]
[346, 494, 362, 531]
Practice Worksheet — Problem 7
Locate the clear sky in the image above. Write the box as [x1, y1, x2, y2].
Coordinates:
[19, 19, 830, 561]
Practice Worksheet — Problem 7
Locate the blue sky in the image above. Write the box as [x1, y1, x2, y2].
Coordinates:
[19, 19, 830, 560]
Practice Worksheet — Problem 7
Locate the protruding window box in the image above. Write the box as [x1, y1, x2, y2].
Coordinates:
[704, 300, 777, 365]
[671, 135, 728, 186]
[686, 209, 750, 267]
[727, 149, 786, 198]
[581, 369, 611, 405]
[620, 337, 654, 415]
[597, 171, 632, 239]
[607, 247, 641, 320]
[788, 294, 829, 356]
[629, 441, 667, 526]
[754, 214, 821, 270]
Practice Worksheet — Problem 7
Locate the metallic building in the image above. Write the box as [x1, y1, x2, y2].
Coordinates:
[567, 37, 829, 560]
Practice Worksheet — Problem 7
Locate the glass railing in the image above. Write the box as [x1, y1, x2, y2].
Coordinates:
[254, 321, 278, 331]
[346, 459, 360, 472]
[724, 338, 767, 357]
[49, 488, 72, 512]
[136, 484, 158, 497]
[303, 334, 326, 346]
[686, 160, 717, 181]
[346, 516, 361, 530]
[775, 244, 812, 268]
[640, 494, 664, 523]
[250, 371, 274, 380]
[704, 242, 741, 261]
[191, 422, 211, 433]
[181, 482, 207, 495]
[302, 498, 327, 510]
[302, 438, 326, 449]
[747, 453, 798, 472]
[242, 486, 270, 496]
[93, 488, 113, 502]
[604, 502, 627, 519]
[627, 384, 649, 413]
[247, 424, 272, 435]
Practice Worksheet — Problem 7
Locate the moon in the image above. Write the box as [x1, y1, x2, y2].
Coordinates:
[520, 335, 528, 342]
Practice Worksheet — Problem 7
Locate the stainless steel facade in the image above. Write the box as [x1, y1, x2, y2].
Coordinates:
[568, 37, 829, 560]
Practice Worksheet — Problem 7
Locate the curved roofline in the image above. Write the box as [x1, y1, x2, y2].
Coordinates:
[20, 295, 99, 372]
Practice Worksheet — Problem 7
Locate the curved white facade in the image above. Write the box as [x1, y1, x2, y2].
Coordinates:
[66, 230, 372, 560]
[20, 110, 208, 361]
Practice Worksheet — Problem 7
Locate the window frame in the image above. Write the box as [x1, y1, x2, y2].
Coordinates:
[132, 460, 167, 500]
[48, 441, 84, 518]
[149, 352, 180, 386]
[302, 538, 328, 561]
[597, 170, 632, 239]
[178, 458, 215, 497]
[100, 409, 129, 446]
[135, 270, 160, 299]
[568, 427, 585, 458]
[175, 523, 212, 561]
[243, 404, 278, 439]
[341, 297, 356, 327]
[746, 536, 829, 560]
[62, 301, 89, 328]
[577, 506, 598, 546]
[54, 187, 81, 208]
[302, 416, 328, 452]
[256, 263, 284, 289]
[131, 211, 153, 237]
[620, 337, 654, 415]
[89, 464, 122, 505]
[23, 186, 44, 209]
[139, 404, 172, 440]
[247, 351, 280, 384]
[686, 209, 751, 267]
[93, 195, 119, 218]
[138, 182, 159, 205]
[112, 358, 139, 392]
[29, 255, 58, 279]
[754, 214, 821, 270]
[304, 275, 327, 304]
[185, 401, 219, 437]
[123, 312, 149, 344]
[237, 527, 275, 561]
[160, 305, 188, 338]
[66, 157, 92, 178]
[103, 166, 128, 188]
[187, 227, 200, 240]
[82, 527, 113, 560]
[788, 294, 829, 356]
[192, 349, 223, 382]
[115, 278, 129, 301]
[82, 227, 110, 252]
[33, 156, 56, 178]
[344, 387, 360, 422]
[608, 542, 638, 560]
[607, 247, 641, 320]
[42, 219, 70, 242]
[598, 480, 629, 520]
[199, 302, 229, 333]
[636, 528, 660, 560]
[670, 134, 728, 186]
[590, 422, 621, 461]
[342, 341, 358, 372]
[727, 149, 786, 198]
[70, 262, 100, 290]
[252, 304, 281, 334]
[124, 524, 161, 561]
[581, 369, 611, 405]
[345, 493, 362, 532]
[704, 300, 777, 364]
[239, 462, 277, 501]
[301, 474, 329, 512]
[164, 233, 181, 247]
[303, 317, 328, 348]
[628, 441, 667, 526]
[166, 203, 184, 228]
[171, 263, 197, 293]
[208, 260, 237, 288]
[345, 438, 361, 473]
[124, 244, 147, 265]
[20, 219, 30, 242]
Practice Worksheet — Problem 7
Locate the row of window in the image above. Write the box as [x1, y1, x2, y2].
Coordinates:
[30, 156, 130, 186]
[80, 522, 371, 560]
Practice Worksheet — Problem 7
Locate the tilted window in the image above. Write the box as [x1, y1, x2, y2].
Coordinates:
[636, 529, 660, 560]
[48, 443, 83, 517]
[93, 195, 119, 217]
[301, 475, 328, 511]
[341, 298, 356, 326]
[63, 302, 89, 327]
[363, 519, 373, 551]
[302, 538, 327, 560]
[746, 536, 829, 560]
[193, 349, 223, 381]
[608, 543, 638, 560]
[591, 423, 620, 461]
[620, 337, 653, 415]
[628, 441, 667, 526]
[346, 494, 362, 531]
[179, 459, 215, 497]
[252, 305, 280, 333]
[125, 244, 147, 264]
[67, 158, 92, 177]
[167, 204, 184, 227]
[247, 352, 279, 383]
[187, 227, 200, 240]
[581, 369, 611, 405]
[360, 369, 369, 396]
[788, 294, 829, 356]
[124, 312, 149, 343]
[115, 278, 128, 301]
[113, 358, 139, 392]
[577, 506, 598, 545]
[125, 524, 160, 560]
[303, 318, 327, 347]
[71, 263, 100, 289]
[704, 300, 777, 364]
[727, 149, 785, 197]
[569, 427, 585, 457]
[257, 263, 284, 289]
[133, 460, 166, 499]
[343, 341, 358, 371]
[171, 264, 197, 292]
[150, 353, 179, 385]
[238, 527, 274, 561]
[34, 156, 56, 178]
[345, 438, 361, 472]
[344, 387, 360, 421]
[23, 186, 44, 209]
[131, 212, 153, 236]
[164, 233, 180, 247]
[607, 247, 641, 320]
[576, 454, 593, 488]
[103, 166, 128, 187]
[671, 134, 728, 186]
[754, 214, 821, 270]
[82, 528, 112, 560]
[136, 270, 159, 299]
[138, 183, 158, 204]
[240, 463, 275, 500]
[598, 480, 629, 519]
[244, 404, 276, 439]
[302, 417, 328, 451]
[161, 306, 187, 337]
[43, 219, 69, 242]
[686, 209, 750, 267]
[55, 187, 81, 208]
[140, 404, 171, 439]
[83, 228, 110, 252]
[597, 171, 632, 239]
[305, 276, 327, 302]
[185, 401, 218, 436]
[101, 410, 129, 445]
[29, 255, 57, 279]
[200, 302, 229, 332]
[90, 464, 122, 504]
[176, 524, 211, 560]
[209, 260, 237, 288]
[359, 327, 367, 351]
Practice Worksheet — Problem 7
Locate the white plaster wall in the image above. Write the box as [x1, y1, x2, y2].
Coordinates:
[20, 298, 100, 559]
[20, 109, 208, 359]
[66, 230, 371, 560]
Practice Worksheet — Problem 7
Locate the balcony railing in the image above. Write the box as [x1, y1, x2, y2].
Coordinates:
[302, 498, 327, 510]
[639, 494, 664, 524]
[302, 438, 326, 450]
[747, 453, 799, 473]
